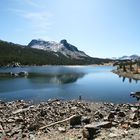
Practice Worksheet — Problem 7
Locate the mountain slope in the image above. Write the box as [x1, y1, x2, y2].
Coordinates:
[28, 39, 88, 59]
[0, 39, 113, 66]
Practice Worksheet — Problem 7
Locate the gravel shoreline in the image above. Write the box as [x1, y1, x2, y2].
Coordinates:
[0, 99, 139, 140]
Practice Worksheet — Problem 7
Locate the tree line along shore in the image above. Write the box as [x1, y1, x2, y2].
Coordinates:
[113, 59, 140, 80]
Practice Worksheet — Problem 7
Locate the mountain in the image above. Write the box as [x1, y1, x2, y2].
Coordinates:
[28, 39, 88, 59]
[118, 55, 139, 60]
[0, 39, 113, 66]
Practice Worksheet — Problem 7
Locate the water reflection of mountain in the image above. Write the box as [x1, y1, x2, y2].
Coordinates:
[28, 73, 85, 84]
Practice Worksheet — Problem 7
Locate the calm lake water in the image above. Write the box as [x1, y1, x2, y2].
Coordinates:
[0, 66, 139, 103]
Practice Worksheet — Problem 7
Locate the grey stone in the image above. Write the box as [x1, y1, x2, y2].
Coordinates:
[29, 134, 35, 140]
[118, 111, 126, 117]
[27, 124, 39, 131]
[7, 118, 15, 123]
[81, 116, 91, 124]
[131, 107, 138, 112]
[70, 115, 81, 126]
[94, 111, 104, 120]
[109, 133, 118, 138]
[71, 106, 77, 110]
[58, 127, 66, 133]
[107, 112, 115, 120]
[82, 128, 90, 139]
[130, 121, 140, 128]
[129, 113, 137, 120]
[85, 121, 112, 129]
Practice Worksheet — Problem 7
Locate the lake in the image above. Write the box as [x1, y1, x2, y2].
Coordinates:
[0, 66, 139, 103]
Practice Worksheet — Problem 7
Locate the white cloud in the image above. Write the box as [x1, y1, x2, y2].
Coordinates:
[13, 0, 44, 8]
[24, 0, 41, 8]
[23, 11, 53, 32]
[10, 9, 53, 34]
[7, 0, 53, 40]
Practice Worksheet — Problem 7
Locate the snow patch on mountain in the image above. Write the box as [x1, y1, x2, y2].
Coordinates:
[118, 55, 139, 60]
[28, 39, 89, 59]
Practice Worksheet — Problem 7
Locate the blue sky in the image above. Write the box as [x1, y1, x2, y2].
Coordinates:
[0, 0, 140, 58]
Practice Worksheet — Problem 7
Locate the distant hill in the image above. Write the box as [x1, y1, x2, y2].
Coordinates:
[118, 55, 139, 60]
[0, 39, 113, 66]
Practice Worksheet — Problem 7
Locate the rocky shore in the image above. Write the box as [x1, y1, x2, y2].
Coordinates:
[0, 99, 139, 140]
[112, 69, 140, 80]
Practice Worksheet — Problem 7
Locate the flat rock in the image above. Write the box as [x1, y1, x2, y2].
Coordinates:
[131, 107, 138, 112]
[85, 121, 112, 129]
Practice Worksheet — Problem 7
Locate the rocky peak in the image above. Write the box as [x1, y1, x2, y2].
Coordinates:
[28, 39, 51, 47]
[28, 39, 89, 59]
[60, 39, 78, 52]
[60, 39, 67, 44]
